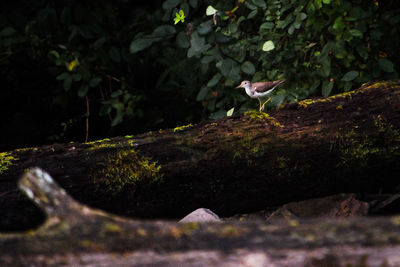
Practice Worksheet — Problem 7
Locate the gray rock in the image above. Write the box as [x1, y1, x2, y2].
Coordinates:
[179, 208, 222, 223]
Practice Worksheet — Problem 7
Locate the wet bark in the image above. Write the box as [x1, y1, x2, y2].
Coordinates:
[1, 81, 400, 232]
[1, 168, 400, 266]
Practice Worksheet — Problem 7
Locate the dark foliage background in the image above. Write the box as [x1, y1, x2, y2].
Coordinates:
[0, 0, 399, 151]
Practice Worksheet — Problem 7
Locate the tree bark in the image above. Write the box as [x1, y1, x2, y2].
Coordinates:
[1, 81, 400, 231]
[1, 168, 400, 266]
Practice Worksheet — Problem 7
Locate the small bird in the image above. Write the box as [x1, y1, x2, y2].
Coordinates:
[236, 80, 284, 111]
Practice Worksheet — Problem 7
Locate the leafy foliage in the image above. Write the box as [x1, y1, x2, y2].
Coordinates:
[156, 0, 399, 118]
[0, 0, 399, 143]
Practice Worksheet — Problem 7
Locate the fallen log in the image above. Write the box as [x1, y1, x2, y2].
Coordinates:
[1, 168, 400, 266]
[1, 81, 400, 231]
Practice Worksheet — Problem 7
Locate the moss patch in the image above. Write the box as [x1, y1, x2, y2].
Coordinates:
[0, 152, 18, 175]
[336, 115, 400, 170]
[91, 149, 163, 194]
[174, 123, 193, 132]
[298, 82, 390, 108]
[244, 111, 284, 128]
[231, 134, 265, 166]
[86, 138, 119, 151]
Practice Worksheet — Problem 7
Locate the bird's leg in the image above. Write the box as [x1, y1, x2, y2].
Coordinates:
[258, 98, 263, 111]
[260, 97, 271, 111]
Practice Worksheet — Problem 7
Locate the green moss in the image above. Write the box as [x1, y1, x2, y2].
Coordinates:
[91, 149, 163, 194]
[86, 138, 111, 144]
[15, 147, 37, 152]
[231, 134, 265, 166]
[217, 225, 241, 237]
[181, 222, 199, 235]
[337, 115, 400, 169]
[0, 152, 18, 175]
[86, 138, 118, 150]
[245, 110, 270, 120]
[298, 82, 393, 108]
[173, 123, 193, 132]
[244, 111, 284, 127]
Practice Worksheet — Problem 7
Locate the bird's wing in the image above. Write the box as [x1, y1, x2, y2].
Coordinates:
[253, 80, 284, 93]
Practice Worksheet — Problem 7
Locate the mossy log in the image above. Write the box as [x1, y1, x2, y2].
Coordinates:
[1, 168, 400, 266]
[1, 81, 400, 232]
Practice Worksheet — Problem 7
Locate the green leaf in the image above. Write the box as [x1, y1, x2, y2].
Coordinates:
[321, 58, 331, 77]
[245, 1, 257, 10]
[174, 10, 185, 24]
[227, 107, 235, 117]
[162, 0, 180, 9]
[209, 110, 226, 119]
[298, 12, 307, 20]
[378, 59, 394, 73]
[180, 3, 189, 17]
[129, 38, 153, 53]
[56, 72, 70, 81]
[189, 0, 198, 8]
[309, 80, 321, 94]
[333, 17, 344, 31]
[341, 71, 359, 81]
[253, 0, 266, 9]
[78, 84, 88, 97]
[349, 29, 363, 38]
[187, 31, 211, 57]
[321, 80, 334, 96]
[241, 61, 256, 75]
[89, 76, 102, 87]
[229, 66, 241, 82]
[207, 73, 222, 87]
[201, 56, 214, 64]
[260, 22, 274, 31]
[197, 86, 209, 101]
[314, 0, 322, 9]
[220, 59, 234, 76]
[270, 94, 285, 107]
[262, 40, 275, 51]
[111, 111, 124, 127]
[276, 14, 294, 29]
[247, 9, 258, 19]
[206, 6, 217, 16]
[152, 25, 176, 38]
[176, 32, 189, 48]
[63, 76, 72, 91]
[288, 24, 295, 35]
[48, 50, 60, 60]
[109, 46, 121, 62]
[198, 21, 212, 35]
[0, 27, 16, 37]
[343, 81, 353, 92]
[72, 73, 82, 81]
[356, 46, 368, 60]
[322, 0, 330, 4]
[228, 22, 238, 34]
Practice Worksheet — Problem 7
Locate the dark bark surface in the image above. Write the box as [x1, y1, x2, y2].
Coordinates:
[1, 81, 400, 232]
[1, 168, 400, 266]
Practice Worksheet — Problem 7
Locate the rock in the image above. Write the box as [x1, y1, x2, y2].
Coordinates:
[179, 208, 222, 223]
[268, 194, 369, 220]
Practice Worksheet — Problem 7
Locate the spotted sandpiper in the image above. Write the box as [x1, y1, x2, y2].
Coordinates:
[236, 80, 284, 111]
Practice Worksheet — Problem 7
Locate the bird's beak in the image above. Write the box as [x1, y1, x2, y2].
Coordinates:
[235, 83, 243, 89]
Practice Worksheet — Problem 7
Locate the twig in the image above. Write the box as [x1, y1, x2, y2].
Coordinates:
[85, 96, 90, 143]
